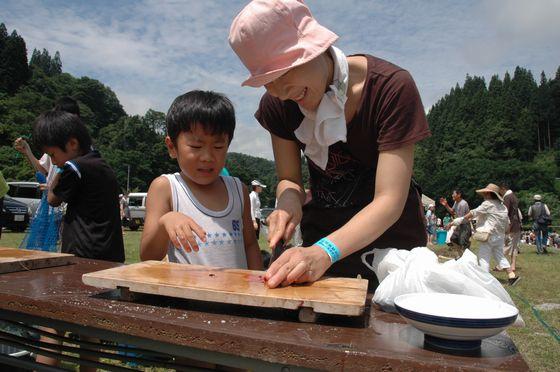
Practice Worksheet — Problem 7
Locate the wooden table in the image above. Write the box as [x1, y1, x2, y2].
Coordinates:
[0, 247, 73, 274]
[0, 257, 530, 371]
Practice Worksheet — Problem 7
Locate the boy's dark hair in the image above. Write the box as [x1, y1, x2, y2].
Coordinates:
[53, 96, 80, 116]
[166, 90, 235, 143]
[33, 110, 92, 153]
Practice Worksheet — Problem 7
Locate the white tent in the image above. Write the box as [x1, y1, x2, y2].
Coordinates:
[421, 194, 435, 208]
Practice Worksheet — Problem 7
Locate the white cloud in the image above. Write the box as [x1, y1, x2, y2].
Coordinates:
[3, 0, 560, 160]
[484, 0, 560, 41]
[229, 121, 274, 160]
[5, 1, 163, 77]
[116, 92, 159, 117]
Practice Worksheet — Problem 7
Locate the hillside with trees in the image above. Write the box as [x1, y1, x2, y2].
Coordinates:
[415, 67, 560, 222]
[1, 22, 558, 220]
[0, 23, 132, 182]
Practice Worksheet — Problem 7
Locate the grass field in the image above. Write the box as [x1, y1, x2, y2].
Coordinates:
[1, 230, 558, 371]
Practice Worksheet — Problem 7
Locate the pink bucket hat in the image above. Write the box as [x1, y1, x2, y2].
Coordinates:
[229, 0, 339, 87]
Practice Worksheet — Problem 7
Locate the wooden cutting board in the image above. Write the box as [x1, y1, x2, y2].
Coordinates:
[0, 246, 74, 274]
[82, 260, 369, 316]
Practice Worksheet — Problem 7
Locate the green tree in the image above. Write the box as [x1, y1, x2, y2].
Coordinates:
[0, 30, 30, 94]
[74, 77, 126, 136]
[97, 113, 175, 192]
[0, 23, 8, 54]
[29, 48, 62, 76]
[142, 109, 166, 134]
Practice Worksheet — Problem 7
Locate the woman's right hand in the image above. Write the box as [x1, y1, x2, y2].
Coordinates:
[267, 134, 305, 249]
[14, 137, 31, 154]
[159, 212, 206, 252]
[267, 202, 302, 249]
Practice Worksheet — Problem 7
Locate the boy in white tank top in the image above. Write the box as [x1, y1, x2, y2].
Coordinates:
[140, 90, 262, 270]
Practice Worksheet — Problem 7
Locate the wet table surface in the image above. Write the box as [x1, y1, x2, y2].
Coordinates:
[0, 257, 529, 371]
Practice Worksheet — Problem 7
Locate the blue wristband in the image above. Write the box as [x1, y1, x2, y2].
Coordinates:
[315, 237, 341, 263]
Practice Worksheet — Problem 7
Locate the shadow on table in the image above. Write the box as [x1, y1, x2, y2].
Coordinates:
[92, 288, 370, 329]
[398, 325, 519, 358]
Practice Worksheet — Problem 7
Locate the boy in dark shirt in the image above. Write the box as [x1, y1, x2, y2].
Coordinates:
[33, 110, 124, 262]
[32, 110, 125, 370]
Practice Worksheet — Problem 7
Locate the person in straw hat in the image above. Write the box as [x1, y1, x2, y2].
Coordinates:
[450, 183, 520, 285]
[229, 0, 431, 289]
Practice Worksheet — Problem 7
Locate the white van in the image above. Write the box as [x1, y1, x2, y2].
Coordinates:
[126, 192, 147, 231]
[7, 182, 42, 216]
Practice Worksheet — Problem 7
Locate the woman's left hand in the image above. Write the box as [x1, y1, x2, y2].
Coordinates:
[264, 245, 332, 288]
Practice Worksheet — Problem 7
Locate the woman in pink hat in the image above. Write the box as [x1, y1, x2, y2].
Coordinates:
[229, 0, 431, 289]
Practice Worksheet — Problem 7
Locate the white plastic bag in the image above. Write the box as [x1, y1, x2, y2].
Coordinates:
[362, 247, 524, 326]
[360, 248, 412, 282]
[446, 225, 455, 244]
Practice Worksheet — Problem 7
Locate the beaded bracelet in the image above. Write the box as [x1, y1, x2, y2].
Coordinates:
[314, 237, 341, 263]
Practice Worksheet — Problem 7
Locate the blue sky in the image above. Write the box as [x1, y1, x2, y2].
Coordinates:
[3, 0, 560, 159]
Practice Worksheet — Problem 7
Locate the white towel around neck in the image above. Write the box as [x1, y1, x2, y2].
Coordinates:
[295, 46, 349, 170]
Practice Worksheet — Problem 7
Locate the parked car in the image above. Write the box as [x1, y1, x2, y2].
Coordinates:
[1, 196, 30, 232]
[7, 181, 42, 216]
[126, 192, 147, 231]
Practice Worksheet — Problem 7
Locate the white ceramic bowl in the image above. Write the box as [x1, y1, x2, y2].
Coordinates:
[394, 293, 518, 348]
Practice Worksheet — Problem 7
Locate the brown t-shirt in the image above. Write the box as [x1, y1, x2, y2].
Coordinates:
[255, 54, 431, 283]
[503, 191, 521, 233]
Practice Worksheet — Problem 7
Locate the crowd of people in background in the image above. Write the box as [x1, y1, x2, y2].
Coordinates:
[521, 230, 559, 248]
[425, 182, 555, 285]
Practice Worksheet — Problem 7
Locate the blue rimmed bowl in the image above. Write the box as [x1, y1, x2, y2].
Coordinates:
[394, 293, 518, 350]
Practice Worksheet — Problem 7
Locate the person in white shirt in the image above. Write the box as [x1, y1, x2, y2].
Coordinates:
[451, 183, 520, 286]
[14, 140, 55, 189]
[249, 180, 266, 239]
[140, 90, 262, 270]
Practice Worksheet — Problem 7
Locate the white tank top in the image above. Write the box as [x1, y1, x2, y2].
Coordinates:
[164, 173, 247, 269]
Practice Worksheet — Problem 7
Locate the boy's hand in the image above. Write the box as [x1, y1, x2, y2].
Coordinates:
[159, 212, 206, 252]
[14, 137, 31, 155]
